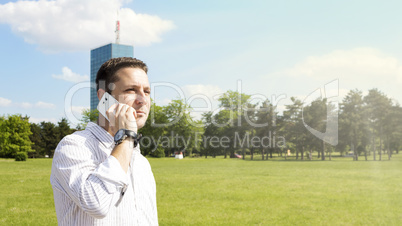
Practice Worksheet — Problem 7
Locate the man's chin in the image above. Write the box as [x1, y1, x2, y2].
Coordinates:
[136, 119, 147, 130]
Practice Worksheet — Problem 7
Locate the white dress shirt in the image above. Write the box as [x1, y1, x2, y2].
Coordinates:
[50, 122, 158, 225]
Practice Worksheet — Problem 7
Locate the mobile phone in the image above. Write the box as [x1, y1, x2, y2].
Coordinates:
[97, 92, 119, 121]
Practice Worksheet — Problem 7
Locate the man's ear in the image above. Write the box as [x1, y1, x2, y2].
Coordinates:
[97, 89, 106, 101]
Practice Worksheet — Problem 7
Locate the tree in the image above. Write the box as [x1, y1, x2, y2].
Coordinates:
[202, 110, 231, 158]
[163, 99, 199, 157]
[77, 109, 99, 130]
[302, 99, 327, 160]
[383, 104, 402, 160]
[29, 118, 73, 158]
[243, 102, 260, 160]
[364, 89, 392, 161]
[283, 97, 307, 160]
[39, 121, 58, 157]
[29, 123, 44, 158]
[0, 114, 33, 160]
[140, 102, 169, 157]
[255, 100, 277, 160]
[57, 118, 73, 140]
[388, 105, 402, 154]
[0, 115, 4, 155]
[339, 90, 368, 160]
[217, 90, 251, 159]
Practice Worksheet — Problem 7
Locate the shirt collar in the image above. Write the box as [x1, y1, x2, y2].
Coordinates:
[86, 122, 114, 148]
[86, 122, 141, 153]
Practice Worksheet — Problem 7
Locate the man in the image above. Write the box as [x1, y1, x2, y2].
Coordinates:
[50, 57, 158, 225]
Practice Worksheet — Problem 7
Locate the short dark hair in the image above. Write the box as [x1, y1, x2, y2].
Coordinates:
[96, 57, 148, 93]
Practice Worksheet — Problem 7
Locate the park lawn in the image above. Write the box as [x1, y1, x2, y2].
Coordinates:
[1, 155, 402, 225]
[0, 158, 56, 225]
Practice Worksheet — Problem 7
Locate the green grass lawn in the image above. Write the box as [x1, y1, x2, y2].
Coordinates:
[1, 155, 402, 225]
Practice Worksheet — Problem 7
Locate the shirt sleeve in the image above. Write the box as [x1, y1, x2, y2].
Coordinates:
[51, 135, 130, 219]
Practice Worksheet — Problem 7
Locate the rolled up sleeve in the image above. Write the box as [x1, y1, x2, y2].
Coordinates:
[51, 136, 129, 219]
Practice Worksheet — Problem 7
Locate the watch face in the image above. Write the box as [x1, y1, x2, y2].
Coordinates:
[114, 129, 125, 142]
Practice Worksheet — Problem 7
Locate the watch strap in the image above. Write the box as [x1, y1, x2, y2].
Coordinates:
[115, 129, 140, 147]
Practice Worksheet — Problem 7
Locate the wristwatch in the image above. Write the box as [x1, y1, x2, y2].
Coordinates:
[114, 129, 141, 147]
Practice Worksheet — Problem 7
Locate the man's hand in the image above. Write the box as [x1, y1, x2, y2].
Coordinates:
[106, 103, 138, 136]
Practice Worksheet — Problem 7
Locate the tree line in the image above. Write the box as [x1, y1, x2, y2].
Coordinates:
[139, 88, 402, 161]
[1, 88, 401, 161]
[0, 116, 73, 160]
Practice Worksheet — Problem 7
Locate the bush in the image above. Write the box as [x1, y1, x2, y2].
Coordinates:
[149, 146, 165, 158]
[15, 152, 28, 161]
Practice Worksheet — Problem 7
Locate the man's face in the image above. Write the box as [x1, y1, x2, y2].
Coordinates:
[111, 67, 151, 129]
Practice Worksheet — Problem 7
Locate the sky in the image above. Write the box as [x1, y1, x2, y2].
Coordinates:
[1, 0, 402, 127]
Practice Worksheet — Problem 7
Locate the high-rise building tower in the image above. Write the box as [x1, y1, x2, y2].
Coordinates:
[90, 43, 134, 111]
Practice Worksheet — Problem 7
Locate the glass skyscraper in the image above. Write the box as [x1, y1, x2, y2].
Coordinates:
[90, 43, 134, 111]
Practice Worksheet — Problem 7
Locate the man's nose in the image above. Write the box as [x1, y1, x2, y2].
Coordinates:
[135, 92, 146, 105]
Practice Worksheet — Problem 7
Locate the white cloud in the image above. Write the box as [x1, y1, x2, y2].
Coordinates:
[297, 88, 350, 105]
[182, 84, 223, 100]
[71, 106, 88, 115]
[334, 88, 350, 102]
[275, 105, 287, 115]
[64, 106, 89, 126]
[182, 84, 224, 120]
[0, 97, 12, 107]
[19, 102, 33, 108]
[52, 67, 89, 83]
[277, 47, 402, 84]
[1, 98, 55, 109]
[153, 98, 172, 106]
[35, 101, 56, 109]
[15, 101, 55, 109]
[29, 117, 58, 124]
[0, 0, 175, 52]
